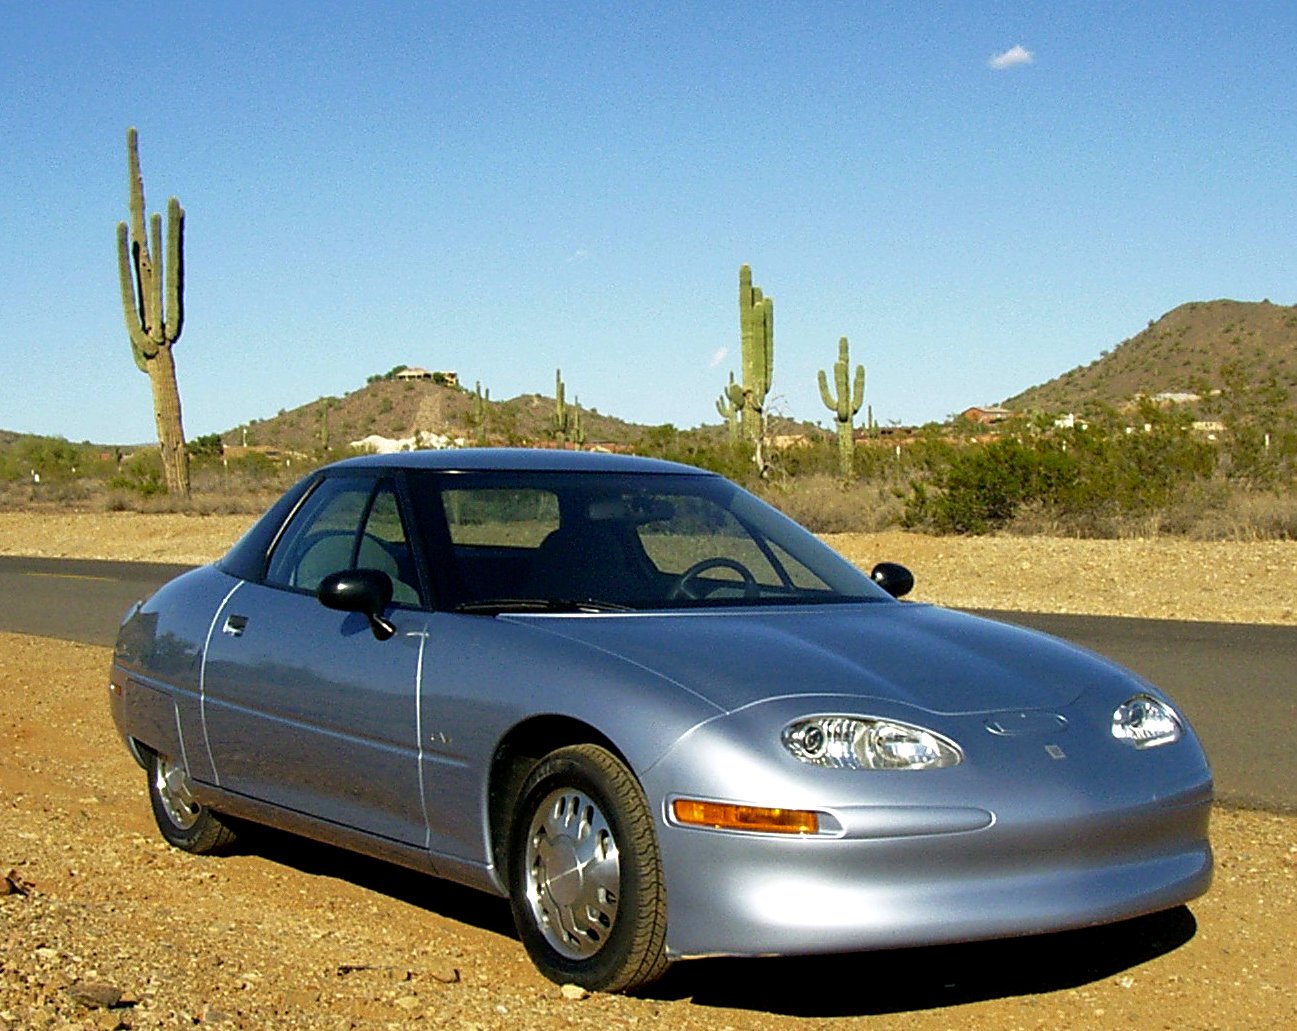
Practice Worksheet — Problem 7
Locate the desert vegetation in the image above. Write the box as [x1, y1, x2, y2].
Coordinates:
[116, 127, 191, 496]
[26, 189, 1297, 540]
[5, 385, 1295, 543]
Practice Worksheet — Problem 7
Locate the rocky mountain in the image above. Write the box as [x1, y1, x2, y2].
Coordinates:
[1004, 299, 1297, 416]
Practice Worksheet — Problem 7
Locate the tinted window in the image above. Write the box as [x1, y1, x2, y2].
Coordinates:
[411, 470, 888, 610]
[265, 477, 422, 605]
[443, 488, 560, 547]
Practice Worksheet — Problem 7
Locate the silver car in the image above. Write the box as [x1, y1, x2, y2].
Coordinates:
[109, 449, 1212, 991]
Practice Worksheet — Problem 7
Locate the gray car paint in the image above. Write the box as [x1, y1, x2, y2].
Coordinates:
[110, 450, 1213, 964]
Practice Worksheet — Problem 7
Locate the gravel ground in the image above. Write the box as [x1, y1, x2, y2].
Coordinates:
[1, 635, 1294, 1031]
[2, 513, 1296, 1028]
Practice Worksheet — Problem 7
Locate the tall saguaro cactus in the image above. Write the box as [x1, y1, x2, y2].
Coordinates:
[818, 336, 866, 477]
[553, 368, 571, 447]
[737, 265, 774, 436]
[116, 127, 190, 496]
[734, 264, 774, 473]
[472, 381, 490, 444]
[571, 396, 587, 448]
[715, 371, 740, 443]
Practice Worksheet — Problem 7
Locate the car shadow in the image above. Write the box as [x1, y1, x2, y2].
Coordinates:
[227, 825, 518, 941]
[647, 906, 1198, 1016]
[219, 826, 1196, 1017]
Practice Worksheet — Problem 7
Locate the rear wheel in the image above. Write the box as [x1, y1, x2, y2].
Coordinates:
[508, 744, 669, 993]
[147, 751, 238, 854]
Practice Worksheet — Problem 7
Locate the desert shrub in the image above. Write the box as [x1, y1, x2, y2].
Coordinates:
[108, 450, 166, 497]
[903, 407, 1217, 535]
[633, 426, 760, 486]
[904, 437, 1070, 534]
[1050, 408, 1215, 514]
[758, 475, 903, 533]
[187, 433, 224, 459]
[1159, 486, 1297, 540]
[1, 435, 86, 482]
[763, 436, 838, 480]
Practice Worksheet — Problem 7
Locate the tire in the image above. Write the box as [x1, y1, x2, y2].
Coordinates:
[508, 744, 670, 993]
[146, 750, 238, 854]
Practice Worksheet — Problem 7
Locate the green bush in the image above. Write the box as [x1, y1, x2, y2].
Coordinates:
[108, 450, 166, 497]
[904, 406, 1217, 534]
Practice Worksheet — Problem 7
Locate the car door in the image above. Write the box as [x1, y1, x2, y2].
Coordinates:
[201, 474, 432, 847]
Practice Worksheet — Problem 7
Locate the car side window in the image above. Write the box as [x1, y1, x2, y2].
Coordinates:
[357, 485, 422, 605]
[265, 477, 374, 592]
[264, 477, 422, 606]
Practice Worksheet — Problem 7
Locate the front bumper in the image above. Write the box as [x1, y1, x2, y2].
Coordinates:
[642, 685, 1214, 961]
[653, 783, 1208, 959]
[653, 784, 1212, 958]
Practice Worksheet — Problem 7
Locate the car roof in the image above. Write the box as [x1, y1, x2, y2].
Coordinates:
[326, 448, 714, 476]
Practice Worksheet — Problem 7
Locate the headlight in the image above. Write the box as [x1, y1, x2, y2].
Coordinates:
[1111, 695, 1182, 749]
[782, 716, 962, 770]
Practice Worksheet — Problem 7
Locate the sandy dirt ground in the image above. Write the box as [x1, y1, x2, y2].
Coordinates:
[1, 635, 1294, 1030]
[2, 514, 1296, 1028]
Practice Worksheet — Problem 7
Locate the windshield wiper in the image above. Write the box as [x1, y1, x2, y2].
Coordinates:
[453, 598, 635, 615]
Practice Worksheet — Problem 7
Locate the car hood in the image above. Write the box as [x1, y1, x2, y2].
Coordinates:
[503, 603, 1138, 715]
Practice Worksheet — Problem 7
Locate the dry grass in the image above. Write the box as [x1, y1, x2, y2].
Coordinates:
[759, 474, 905, 533]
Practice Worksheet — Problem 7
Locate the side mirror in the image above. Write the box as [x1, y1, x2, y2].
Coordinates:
[317, 568, 396, 640]
[870, 562, 914, 600]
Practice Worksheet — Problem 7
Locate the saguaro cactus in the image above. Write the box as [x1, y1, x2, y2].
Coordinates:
[115, 127, 190, 496]
[472, 381, 490, 444]
[736, 265, 774, 441]
[818, 336, 865, 477]
[715, 371, 740, 443]
[553, 369, 571, 447]
[571, 396, 587, 448]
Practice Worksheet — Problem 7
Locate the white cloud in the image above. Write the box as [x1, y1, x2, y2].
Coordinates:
[708, 346, 729, 369]
[988, 45, 1034, 70]
[566, 248, 591, 264]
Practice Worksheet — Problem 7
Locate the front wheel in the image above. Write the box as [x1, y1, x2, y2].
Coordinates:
[508, 744, 669, 993]
[147, 751, 238, 854]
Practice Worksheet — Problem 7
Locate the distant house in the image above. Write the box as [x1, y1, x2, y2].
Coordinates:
[961, 406, 1014, 425]
[395, 367, 459, 386]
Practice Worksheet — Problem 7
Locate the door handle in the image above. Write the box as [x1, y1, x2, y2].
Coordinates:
[222, 614, 249, 637]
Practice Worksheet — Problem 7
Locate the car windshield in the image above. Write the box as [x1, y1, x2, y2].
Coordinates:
[412, 470, 892, 612]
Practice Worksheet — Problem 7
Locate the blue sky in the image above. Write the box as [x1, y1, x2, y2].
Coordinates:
[3, 1, 1295, 444]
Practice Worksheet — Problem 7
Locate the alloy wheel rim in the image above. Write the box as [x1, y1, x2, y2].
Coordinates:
[155, 756, 201, 830]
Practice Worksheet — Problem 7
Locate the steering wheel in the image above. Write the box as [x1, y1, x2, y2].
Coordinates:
[668, 557, 759, 600]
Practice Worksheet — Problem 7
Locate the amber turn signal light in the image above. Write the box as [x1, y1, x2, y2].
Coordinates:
[671, 799, 819, 835]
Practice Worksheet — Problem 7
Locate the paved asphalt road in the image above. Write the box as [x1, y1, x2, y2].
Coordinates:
[2, 555, 1292, 812]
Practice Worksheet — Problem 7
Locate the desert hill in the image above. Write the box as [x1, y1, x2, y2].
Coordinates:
[1004, 299, 1297, 416]
[219, 374, 654, 455]
[7, 299, 1297, 460]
